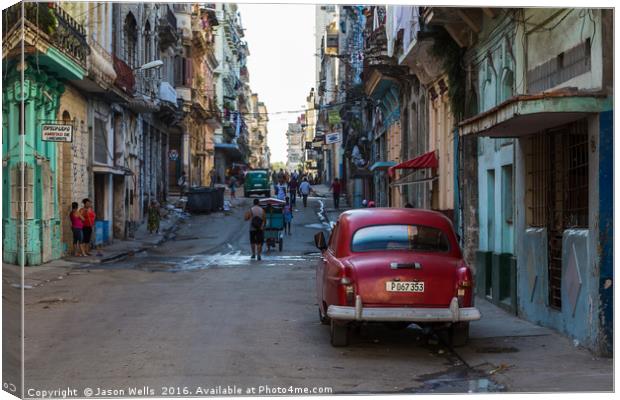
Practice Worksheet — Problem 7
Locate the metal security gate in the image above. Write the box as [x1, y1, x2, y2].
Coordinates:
[526, 118, 589, 310]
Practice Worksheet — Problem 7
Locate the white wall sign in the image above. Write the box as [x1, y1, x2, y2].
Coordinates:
[42, 124, 73, 142]
[325, 131, 342, 145]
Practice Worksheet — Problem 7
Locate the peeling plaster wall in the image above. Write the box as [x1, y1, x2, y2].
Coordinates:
[525, 9, 604, 92]
[57, 85, 90, 253]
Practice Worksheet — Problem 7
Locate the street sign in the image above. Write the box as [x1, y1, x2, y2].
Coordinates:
[41, 124, 72, 142]
[325, 131, 342, 145]
[169, 149, 179, 161]
[328, 109, 341, 125]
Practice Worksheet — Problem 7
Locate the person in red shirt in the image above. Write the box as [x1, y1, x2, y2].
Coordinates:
[80, 198, 96, 256]
[330, 178, 342, 209]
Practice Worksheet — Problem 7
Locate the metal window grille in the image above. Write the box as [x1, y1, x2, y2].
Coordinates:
[526, 134, 549, 227]
[525, 118, 589, 310]
[564, 119, 589, 228]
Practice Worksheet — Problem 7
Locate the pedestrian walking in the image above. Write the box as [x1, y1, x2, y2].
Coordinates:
[79, 198, 95, 256]
[330, 177, 342, 209]
[178, 171, 188, 198]
[229, 175, 238, 200]
[276, 180, 287, 201]
[245, 198, 266, 260]
[271, 170, 278, 194]
[209, 168, 216, 188]
[283, 196, 293, 235]
[148, 200, 160, 234]
[299, 177, 311, 208]
[70, 202, 85, 256]
[288, 177, 298, 206]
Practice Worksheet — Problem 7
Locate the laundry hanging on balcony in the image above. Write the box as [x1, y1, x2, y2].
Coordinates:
[388, 150, 438, 177]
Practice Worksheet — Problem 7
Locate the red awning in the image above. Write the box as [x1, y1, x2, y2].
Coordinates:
[388, 150, 438, 177]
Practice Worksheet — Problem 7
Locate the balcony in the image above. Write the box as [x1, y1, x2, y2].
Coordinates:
[364, 28, 392, 68]
[159, 81, 177, 104]
[86, 36, 117, 89]
[191, 88, 210, 120]
[134, 69, 160, 99]
[3, 3, 89, 75]
[206, 97, 222, 128]
[158, 5, 178, 50]
[112, 55, 135, 94]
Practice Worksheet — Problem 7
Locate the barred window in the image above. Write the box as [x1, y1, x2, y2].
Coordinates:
[525, 118, 589, 310]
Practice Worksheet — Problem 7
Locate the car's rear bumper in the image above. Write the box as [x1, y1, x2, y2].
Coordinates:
[327, 296, 481, 323]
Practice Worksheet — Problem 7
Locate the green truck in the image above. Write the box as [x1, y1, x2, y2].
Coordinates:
[243, 170, 271, 197]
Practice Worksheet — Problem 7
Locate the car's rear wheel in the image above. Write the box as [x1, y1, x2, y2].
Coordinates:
[318, 305, 330, 325]
[449, 322, 469, 347]
[330, 320, 349, 347]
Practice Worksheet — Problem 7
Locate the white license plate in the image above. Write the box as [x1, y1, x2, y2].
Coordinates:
[254, 184, 262, 187]
[385, 281, 425, 292]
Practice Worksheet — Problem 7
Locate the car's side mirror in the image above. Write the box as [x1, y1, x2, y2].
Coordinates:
[314, 232, 327, 251]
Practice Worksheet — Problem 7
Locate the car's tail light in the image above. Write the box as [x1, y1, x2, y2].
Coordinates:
[455, 266, 473, 307]
[339, 270, 355, 306]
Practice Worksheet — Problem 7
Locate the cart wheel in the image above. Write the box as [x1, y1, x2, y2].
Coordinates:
[278, 238, 283, 251]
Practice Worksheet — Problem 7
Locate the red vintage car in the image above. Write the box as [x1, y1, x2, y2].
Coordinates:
[314, 208, 481, 347]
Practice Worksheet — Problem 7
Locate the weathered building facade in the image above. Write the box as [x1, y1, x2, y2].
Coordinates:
[3, 2, 267, 265]
[314, 5, 613, 355]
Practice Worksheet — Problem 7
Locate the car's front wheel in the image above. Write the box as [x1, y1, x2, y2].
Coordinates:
[330, 320, 349, 347]
[449, 322, 469, 347]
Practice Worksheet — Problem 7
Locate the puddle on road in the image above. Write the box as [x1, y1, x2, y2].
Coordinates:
[131, 251, 317, 272]
[415, 367, 505, 393]
[305, 223, 329, 230]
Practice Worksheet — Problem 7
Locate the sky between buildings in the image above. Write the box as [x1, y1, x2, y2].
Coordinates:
[237, 3, 316, 164]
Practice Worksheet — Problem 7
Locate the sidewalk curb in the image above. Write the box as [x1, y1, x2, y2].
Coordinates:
[78, 216, 184, 266]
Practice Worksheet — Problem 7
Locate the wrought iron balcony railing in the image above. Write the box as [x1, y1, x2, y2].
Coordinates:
[3, 3, 89, 67]
[158, 5, 178, 50]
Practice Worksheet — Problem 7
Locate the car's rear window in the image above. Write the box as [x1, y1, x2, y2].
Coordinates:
[250, 172, 266, 178]
[351, 224, 450, 253]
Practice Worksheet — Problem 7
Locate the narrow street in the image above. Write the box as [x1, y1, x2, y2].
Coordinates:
[1, 3, 614, 398]
[14, 194, 611, 396]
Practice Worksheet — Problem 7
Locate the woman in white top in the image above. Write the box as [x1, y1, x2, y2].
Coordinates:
[276, 181, 287, 201]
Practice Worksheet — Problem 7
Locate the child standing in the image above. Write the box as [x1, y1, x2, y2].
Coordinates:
[69, 202, 84, 256]
[283, 196, 293, 236]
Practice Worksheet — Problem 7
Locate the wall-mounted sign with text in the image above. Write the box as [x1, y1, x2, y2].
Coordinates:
[325, 131, 342, 145]
[41, 124, 73, 142]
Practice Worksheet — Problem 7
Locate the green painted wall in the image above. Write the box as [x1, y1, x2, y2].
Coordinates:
[2, 61, 67, 265]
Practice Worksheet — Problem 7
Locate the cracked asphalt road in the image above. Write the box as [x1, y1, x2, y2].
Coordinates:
[5, 195, 611, 397]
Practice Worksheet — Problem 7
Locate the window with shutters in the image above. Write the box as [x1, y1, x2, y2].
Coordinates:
[184, 58, 193, 87]
[124, 13, 138, 68]
[174, 56, 183, 86]
[144, 21, 152, 63]
[94, 118, 108, 164]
